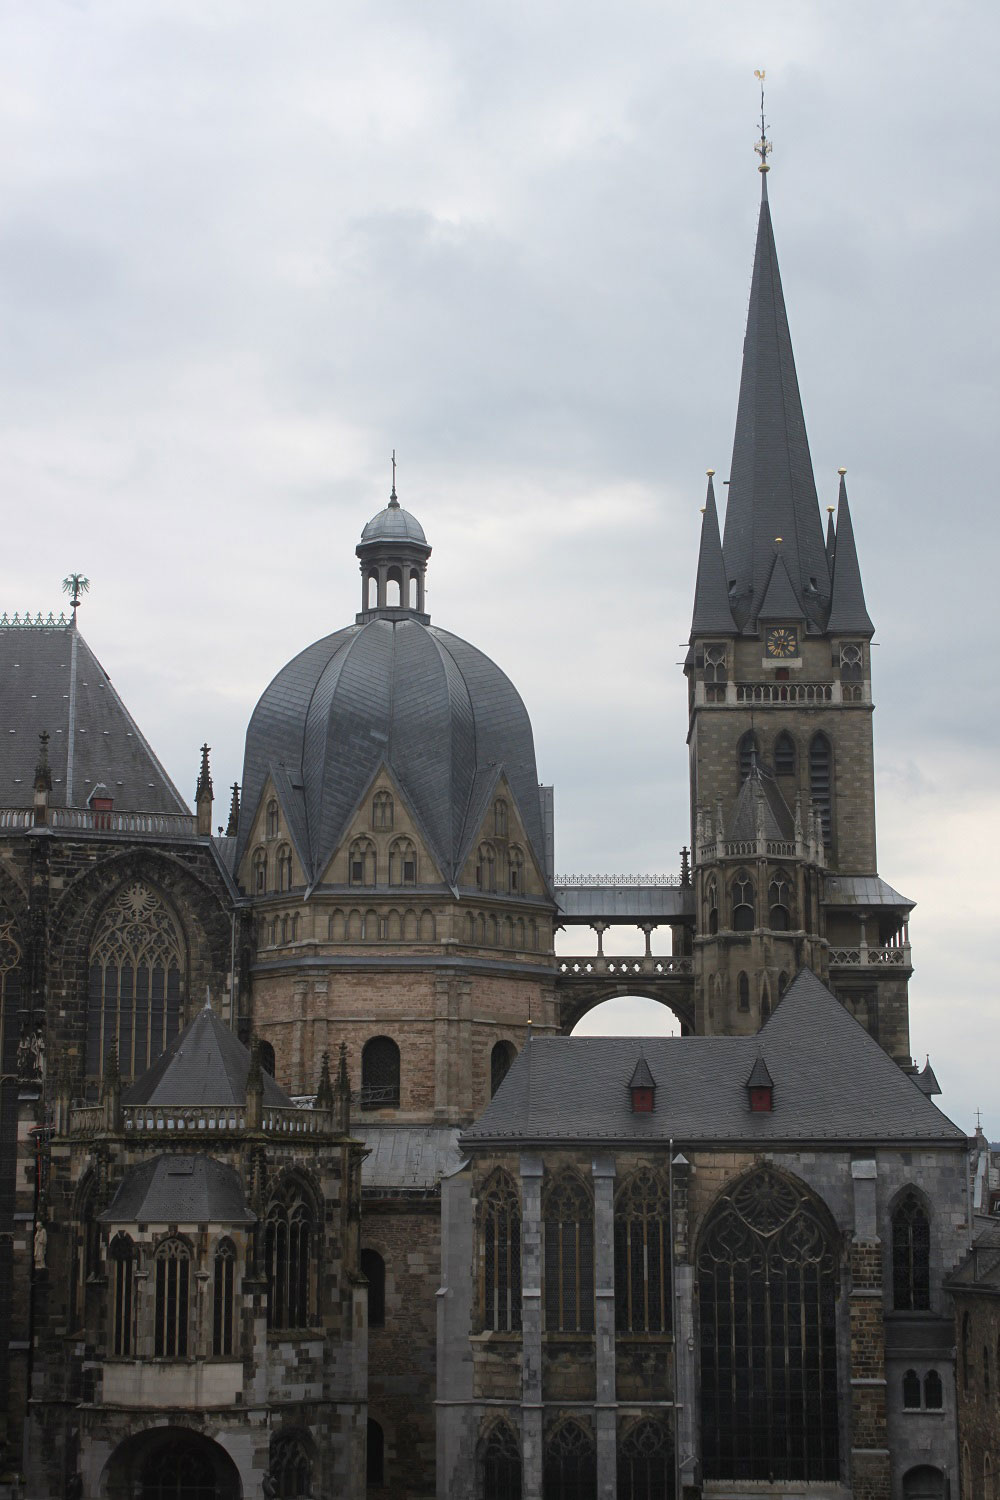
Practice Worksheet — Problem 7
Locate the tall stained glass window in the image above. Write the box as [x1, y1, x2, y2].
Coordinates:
[85, 882, 185, 1079]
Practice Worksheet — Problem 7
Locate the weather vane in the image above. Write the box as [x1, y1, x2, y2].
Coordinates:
[61, 574, 90, 617]
[754, 69, 771, 173]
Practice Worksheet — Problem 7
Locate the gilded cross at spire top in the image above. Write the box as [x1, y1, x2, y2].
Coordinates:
[754, 70, 772, 175]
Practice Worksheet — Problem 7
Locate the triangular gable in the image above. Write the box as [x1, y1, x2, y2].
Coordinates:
[313, 758, 448, 894]
[755, 551, 804, 622]
[455, 766, 549, 896]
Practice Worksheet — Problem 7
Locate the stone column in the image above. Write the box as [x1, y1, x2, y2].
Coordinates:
[520, 1154, 544, 1500]
[592, 1154, 617, 1500]
[849, 1159, 891, 1500]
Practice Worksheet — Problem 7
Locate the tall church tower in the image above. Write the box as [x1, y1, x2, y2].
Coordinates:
[686, 160, 915, 1066]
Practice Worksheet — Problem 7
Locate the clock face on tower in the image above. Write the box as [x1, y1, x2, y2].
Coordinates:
[765, 625, 799, 659]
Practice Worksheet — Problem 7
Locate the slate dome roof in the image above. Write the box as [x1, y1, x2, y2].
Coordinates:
[360, 501, 428, 546]
[236, 500, 546, 891]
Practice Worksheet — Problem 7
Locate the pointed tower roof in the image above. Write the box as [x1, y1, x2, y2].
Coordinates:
[722, 178, 830, 631]
[690, 474, 736, 637]
[728, 760, 795, 842]
[826, 472, 875, 637]
[825, 506, 837, 571]
[122, 1002, 292, 1109]
[756, 550, 804, 620]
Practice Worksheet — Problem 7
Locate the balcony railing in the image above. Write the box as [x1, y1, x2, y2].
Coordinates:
[829, 944, 912, 968]
[70, 1102, 336, 1136]
[358, 1085, 400, 1110]
[557, 955, 693, 978]
[0, 807, 199, 837]
[696, 680, 870, 708]
[556, 874, 682, 888]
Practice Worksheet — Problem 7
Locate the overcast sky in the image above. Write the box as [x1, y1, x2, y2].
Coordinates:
[1, 1, 997, 1133]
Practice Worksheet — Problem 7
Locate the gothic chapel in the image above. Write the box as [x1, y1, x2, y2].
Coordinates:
[0, 146, 967, 1500]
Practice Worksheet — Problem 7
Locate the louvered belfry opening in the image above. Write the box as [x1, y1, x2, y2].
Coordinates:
[697, 1167, 840, 1482]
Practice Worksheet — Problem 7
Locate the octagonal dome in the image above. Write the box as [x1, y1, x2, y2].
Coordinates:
[235, 616, 546, 891]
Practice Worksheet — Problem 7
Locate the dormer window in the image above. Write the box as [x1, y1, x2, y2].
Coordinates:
[628, 1056, 656, 1113]
[746, 1055, 774, 1112]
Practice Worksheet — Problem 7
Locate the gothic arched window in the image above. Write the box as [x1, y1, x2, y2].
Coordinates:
[614, 1170, 670, 1334]
[86, 881, 185, 1080]
[361, 1036, 400, 1109]
[924, 1369, 943, 1409]
[705, 877, 719, 935]
[543, 1421, 596, 1500]
[154, 1237, 191, 1357]
[277, 845, 293, 892]
[349, 837, 376, 887]
[213, 1238, 237, 1356]
[892, 1191, 931, 1311]
[476, 843, 497, 893]
[480, 1170, 521, 1332]
[731, 871, 755, 932]
[809, 733, 833, 847]
[266, 799, 279, 838]
[903, 1369, 921, 1408]
[372, 790, 394, 830]
[494, 799, 509, 838]
[480, 1419, 521, 1500]
[768, 869, 793, 930]
[508, 846, 525, 895]
[388, 837, 416, 886]
[617, 1418, 674, 1500]
[774, 731, 796, 776]
[737, 972, 750, 1012]
[109, 1232, 134, 1357]
[269, 1432, 313, 1500]
[698, 1167, 839, 1481]
[266, 1184, 313, 1330]
[544, 1175, 594, 1334]
[738, 731, 759, 782]
[361, 1248, 386, 1328]
[491, 1041, 516, 1098]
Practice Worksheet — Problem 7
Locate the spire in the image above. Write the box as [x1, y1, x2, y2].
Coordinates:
[825, 505, 836, 571]
[756, 548, 804, 620]
[690, 473, 736, 637]
[826, 470, 874, 637]
[226, 782, 240, 837]
[721, 183, 830, 631]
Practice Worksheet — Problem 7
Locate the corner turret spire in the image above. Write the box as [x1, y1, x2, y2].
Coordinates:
[721, 178, 830, 632]
[690, 473, 736, 637]
[826, 470, 874, 637]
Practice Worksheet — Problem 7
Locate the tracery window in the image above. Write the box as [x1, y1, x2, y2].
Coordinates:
[480, 1419, 521, 1500]
[737, 972, 750, 1012]
[388, 837, 416, 886]
[269, 1432, 313, 1499]
[277, 845, 293, 892]
[480, 1170, 521, 1332]
[614, 1169, 670, 1334]
[738, 730, 759, 782]
[361, 1248, 386, 1328]
[266, 800, 279, 838]
[372, 790, 394, 830]
[892, 1192, 931, 1311]
[266, 1184, 313, 1330]
[731, 871, 755, 932]
[544, 1175, 594, 1334]
[809, 733, 833, 847]
[840, 642, 864, 680]
[617, 1419, 674, 1500]
[109, 1233, 134, 1356]
[774, 731, 796, 776]
[0, 903, 22, 1078]
[349, 838, 377, 887]
[543, 1421, 596, 1500]
[154, 1237, 191, 1357]
[86, 882, 185, 1080]
[494, 799, 508, 838]
[768, 869, 793, 930]
[704, 643, 728, 703]
[213, 1238, 236, 1356]
[491, 1041, 516, 1098]
[698, 1167, 839, 1481]
[476, 843, 497, 893]
[508, 846, 525, 894]
[361, 1036, 400, 1109]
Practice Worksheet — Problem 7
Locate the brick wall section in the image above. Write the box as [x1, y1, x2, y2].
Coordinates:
[849, 1239, 891, 1500]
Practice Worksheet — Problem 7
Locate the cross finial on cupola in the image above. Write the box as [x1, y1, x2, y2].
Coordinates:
[389, 449, 399, 509]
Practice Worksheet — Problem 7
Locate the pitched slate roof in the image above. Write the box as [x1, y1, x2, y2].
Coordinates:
[690, 476, 736, 637]
[0, 622, 188, 813]
[823, 874, 915, 912]
[463, 969, 965, 1147]
[235, 617, 546, 890]
[755, 551, 804, 621]
[99, 1153, 255, 1225]
[728, 761, 795, 841]
[359, 1124, 463, 1192]
[122, 1003, 291, 1109]
[721, 179, 831, 633]
[826, 474, 875, 637]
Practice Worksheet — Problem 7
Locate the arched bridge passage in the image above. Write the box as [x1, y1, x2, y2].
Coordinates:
[556, 975, 695, 1037]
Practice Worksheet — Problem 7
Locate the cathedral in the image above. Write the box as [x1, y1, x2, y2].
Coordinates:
[0, 148, 967, 1500]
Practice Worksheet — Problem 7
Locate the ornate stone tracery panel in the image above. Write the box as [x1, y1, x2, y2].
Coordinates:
[85, 881, 186, 1080]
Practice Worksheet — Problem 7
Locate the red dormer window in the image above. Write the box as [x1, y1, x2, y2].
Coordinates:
[746, 1055, 774, 1113]
[749, 1086, 773, 1113]
[89, 789, 114, 830]
[631, 1086, 655, 1114]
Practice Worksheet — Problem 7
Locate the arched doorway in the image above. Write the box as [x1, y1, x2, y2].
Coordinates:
[903, 1466, 947, 1500]
[103, 1429, 241, 1500]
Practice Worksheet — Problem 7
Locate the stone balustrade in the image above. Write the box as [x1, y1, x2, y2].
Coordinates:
[696, 680, 871, 708]
[69, 1103, 335, 1136]
[829, 944, 912, 968]
[557, 955, 693, 978]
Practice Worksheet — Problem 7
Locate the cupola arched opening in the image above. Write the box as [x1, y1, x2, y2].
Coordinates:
[361, 1036, 400, 1110]
[731, 870, 755, 932]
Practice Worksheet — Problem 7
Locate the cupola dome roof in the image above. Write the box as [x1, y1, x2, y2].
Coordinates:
[360, 500, 428, 547]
